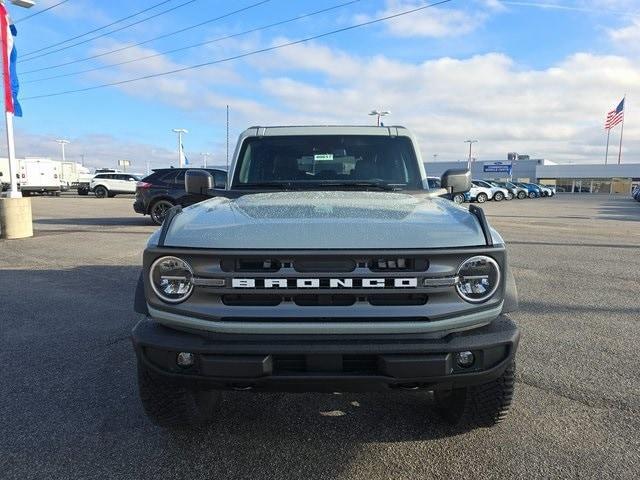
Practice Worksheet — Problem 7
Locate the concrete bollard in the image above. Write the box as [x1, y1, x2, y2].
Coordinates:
[0, 197, 34, 239]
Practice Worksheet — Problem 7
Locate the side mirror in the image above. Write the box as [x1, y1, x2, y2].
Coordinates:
[213, 175, 226, 189]
[441, 168, 471, 194]
[185, 169, 213, 195]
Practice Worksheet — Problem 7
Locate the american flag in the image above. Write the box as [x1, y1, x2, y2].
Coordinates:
[605, 98, 625, 130]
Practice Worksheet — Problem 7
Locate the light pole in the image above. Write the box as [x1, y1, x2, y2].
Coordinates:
[464, 140, 478, 170]
[55, 139, 70, 163]
[369, 109, 390, 127]
[201, 152, 211, 168]
[172, 128, 188, 167]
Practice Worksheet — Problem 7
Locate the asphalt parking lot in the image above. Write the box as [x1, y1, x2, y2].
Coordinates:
[2, 194, 639, 479]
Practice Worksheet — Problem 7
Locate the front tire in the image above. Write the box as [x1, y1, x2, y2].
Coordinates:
[528, 191, 536, 199]
[506, 192, 514, 200]
[476, 193, 488, 203]
[137, 362, 220, 428]
[94, 186, 108, 198]
[517, 191, 526, 199]
[435, 360, 515, 430]
[493, 191, 504, 201]
[150, 199, 175, 225]
[453, 193, 465, 204]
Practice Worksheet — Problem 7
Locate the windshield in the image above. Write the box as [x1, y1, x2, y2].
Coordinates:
[232, 135, 422, 190]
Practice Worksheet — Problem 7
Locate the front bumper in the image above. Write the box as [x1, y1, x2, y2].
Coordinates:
[132, 315, 519, 392]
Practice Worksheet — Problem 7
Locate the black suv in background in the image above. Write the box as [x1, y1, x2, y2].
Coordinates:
[133, 168, 226, 224]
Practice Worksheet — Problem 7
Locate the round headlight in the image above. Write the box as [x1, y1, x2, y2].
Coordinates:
[149, 256, 194, 303]
[455, 255, 500, 303]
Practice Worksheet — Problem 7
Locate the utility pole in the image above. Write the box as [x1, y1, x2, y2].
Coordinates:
[172, 128, 188, 167]
[55, 139, 70, 163]
[464, 140, 478, 170]
[368, 109, 390, 126]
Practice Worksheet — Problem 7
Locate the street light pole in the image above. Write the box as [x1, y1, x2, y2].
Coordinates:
[368, 109, 390, 126]
[201, 152, 210, 168]
[464, 139, 478, 170]
[172, 128, 188, 168]
[55, 139, 70, 163]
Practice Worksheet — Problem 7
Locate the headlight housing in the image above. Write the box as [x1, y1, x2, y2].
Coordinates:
[149, 256, 194, 303]
[455, 255, 501, 303]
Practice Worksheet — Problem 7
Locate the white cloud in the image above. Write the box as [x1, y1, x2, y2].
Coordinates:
[355, 0, 491, 38]
[23, 35, 640, 165]
[608, 18, 640, 45]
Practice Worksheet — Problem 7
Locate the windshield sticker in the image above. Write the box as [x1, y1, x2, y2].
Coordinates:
[314, 154, 334, 161]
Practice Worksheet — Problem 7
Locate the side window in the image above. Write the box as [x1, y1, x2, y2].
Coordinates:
[174, 171, 186, 185]
[158, 171, 177, 184]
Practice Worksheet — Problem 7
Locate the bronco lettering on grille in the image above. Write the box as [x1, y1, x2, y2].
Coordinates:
[231, 278, 418, 289]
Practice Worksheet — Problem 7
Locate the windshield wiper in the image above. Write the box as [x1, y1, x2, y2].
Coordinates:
[234, 182, 300, 190]
[313, 181, 403, 191]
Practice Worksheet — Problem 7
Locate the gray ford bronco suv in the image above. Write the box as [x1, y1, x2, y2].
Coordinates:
[132, 126, 519, 430]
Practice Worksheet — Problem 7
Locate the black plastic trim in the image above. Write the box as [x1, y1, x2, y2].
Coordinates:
[157, 205, 182, 247]
[469, 204, 493, 246]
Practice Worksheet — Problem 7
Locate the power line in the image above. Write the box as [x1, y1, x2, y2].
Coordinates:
[22, 0, 453, 101]
[22, 0, 360, 83]
[22, 0, 275, 76]
[14, 0, 71, 24]
[20, 0, 195, 61]
[20, 0, 174, 57]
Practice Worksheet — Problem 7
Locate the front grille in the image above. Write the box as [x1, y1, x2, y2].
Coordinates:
[194, 254, 447, 312]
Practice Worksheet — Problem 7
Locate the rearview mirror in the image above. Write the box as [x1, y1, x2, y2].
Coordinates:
[185, 169, 213, 195]
[441, 168, 471, 194]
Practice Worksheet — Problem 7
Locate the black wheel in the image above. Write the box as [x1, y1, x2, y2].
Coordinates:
[517, 191, 526, 199]
[94, 186, 108, 198]
[137, 362, 220, 428]
[150, 199, 175, 225]
[528, 191, 536, 199]
[476, 193, 488, 203]
[435, 360, 515, 430]
[493, 191, 504, 202]
[78, 187, 89, 196]
[453, 193, 465, 204]
[506, 192, 514, 200]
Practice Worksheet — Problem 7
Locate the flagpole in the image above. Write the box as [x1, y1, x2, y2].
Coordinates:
[604, 128, 610, 165]
[617, 95, 626, 165]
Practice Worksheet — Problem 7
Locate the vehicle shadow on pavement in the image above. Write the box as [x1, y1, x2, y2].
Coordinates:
[2, 265, 472, 480]
[597, 200, 640, 222]
[34, 217, 153, 227]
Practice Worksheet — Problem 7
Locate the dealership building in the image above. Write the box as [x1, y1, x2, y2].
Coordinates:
[425, 158, 640, 194]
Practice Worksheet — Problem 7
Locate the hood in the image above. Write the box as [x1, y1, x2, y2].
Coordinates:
[161, 191, 487, 249]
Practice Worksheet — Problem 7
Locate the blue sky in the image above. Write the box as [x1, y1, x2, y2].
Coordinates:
[4, 0, 640, 169]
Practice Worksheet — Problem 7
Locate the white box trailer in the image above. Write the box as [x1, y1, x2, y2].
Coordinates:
[0, 157, 10, 191]
[60, 161, 90, 190]
[18, 157, 61, 195]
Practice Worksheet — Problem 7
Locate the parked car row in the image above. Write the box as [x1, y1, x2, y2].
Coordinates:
[447, 179, 555, 204]
[633, 184, 640, 202]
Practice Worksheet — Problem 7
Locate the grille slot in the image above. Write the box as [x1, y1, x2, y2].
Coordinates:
[294, 258, 356, 272]
[294, 295, 356, 307]
[222, 294, 282, 306]
[367, 294, 427, 306]
[221, 258, 281, 272]
[368, 257, 428, 272]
